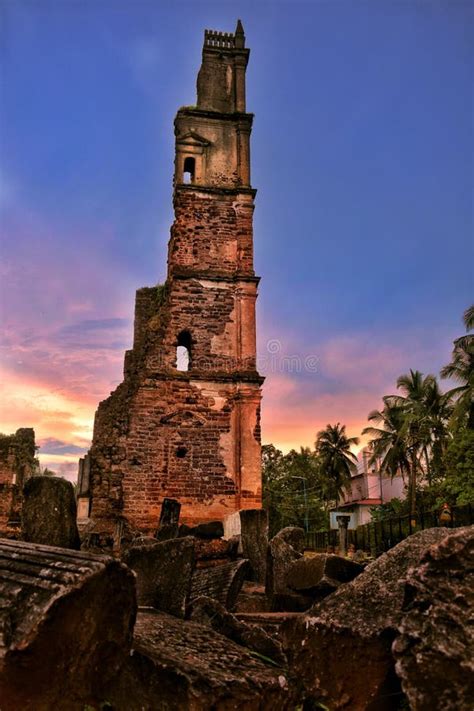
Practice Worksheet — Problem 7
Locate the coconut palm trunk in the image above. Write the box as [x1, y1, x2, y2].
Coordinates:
[409, 453, 417, 526]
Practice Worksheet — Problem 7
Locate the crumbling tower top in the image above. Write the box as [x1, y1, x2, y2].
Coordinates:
[197, 19, 250, 113]
[174, 20, 253, 190]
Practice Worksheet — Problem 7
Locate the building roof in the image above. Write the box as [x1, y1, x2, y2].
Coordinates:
[337, 498, 382, 508]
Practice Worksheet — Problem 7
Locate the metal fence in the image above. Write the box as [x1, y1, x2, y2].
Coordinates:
[305, 503, 473, 557]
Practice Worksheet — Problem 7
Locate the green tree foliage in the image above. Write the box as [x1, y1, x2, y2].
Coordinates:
[262, 424, 361, 536]
[262, 444, 327, 536]
[363, 307, 474, 522]
[441, 427, 474, 506]
[262, 307, 473, 534]
[441, 303, 474, 429]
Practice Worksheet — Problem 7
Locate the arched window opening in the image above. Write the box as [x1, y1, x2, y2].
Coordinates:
[176, 330, 192, 371]
[183, 156, 195, 184]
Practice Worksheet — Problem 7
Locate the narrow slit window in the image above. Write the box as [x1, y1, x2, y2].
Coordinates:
[183, 156, 195, 184]
[176, 330, 192, 371]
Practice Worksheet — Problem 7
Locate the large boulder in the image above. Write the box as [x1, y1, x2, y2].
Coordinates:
[106, 609, 301, 709]
[189, 596, 287, 665]
[0, 538, 136, 710]
[21, 475, 80, 549]
[286, 553, 363, 601]
[283, 527, 451, 711]
[122, 536, 195, 618]
[393, 525, 474, 711]
[240, 509, 269, 583]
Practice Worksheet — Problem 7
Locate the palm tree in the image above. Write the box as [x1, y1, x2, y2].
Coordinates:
[420, 377, 454, 480]
[464, 304, 474, 331]
[441, 304, 474, 429]
[389, 370, 452, 520]
[362, 400, 411, 482]
[315, 423, 359, 506]
[364, 370, 450, 524]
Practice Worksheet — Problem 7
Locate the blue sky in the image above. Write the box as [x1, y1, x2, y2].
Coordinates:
[0, 0, 472, 474]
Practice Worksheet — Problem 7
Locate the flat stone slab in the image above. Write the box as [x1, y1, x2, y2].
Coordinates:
[106, 609, 301, 710]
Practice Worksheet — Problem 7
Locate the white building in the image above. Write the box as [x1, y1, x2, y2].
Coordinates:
[331, 448, 406, 528]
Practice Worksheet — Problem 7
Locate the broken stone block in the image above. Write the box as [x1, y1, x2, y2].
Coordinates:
[122, 536, 195, 617]
[274, 526, 306, 554]
[21, 475, 81, 549]
[286, 553, 363, 601]
[189, 596, 287, 665]
[283, 528, 451, 711]
[393, 525, 474, 711]
[240, 508, 269, 583]
[189, 559, 250, 611]
[154, 522, 179, 542]
[226, 533, 240, 558]
[159, 496, 181, 525]
[193, 536, 237, 564]
[0, 538, 136, 710]
[179, 520, 224, 539]
[131, 535, 160, 547]
[270, 591, 314, 612]
[223, 510, 241, 539]
[266, 532, 303, 597]
[234, 581, 272, 613]
[266, 529, 312, 612]
[106, 609, 301, 709]
[154, 498, 181, 541]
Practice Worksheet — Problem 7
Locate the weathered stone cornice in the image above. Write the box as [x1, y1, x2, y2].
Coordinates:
[173, 184, 257, 198]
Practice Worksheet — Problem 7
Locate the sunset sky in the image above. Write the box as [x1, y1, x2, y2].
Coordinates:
[1, 1, 472, 480]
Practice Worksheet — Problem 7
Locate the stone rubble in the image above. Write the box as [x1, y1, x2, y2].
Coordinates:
[393, 525, 474, 711]
[282, 527, 458, 710]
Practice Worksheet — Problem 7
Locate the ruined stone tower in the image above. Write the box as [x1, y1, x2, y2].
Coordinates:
[85, 21, 263, 533]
